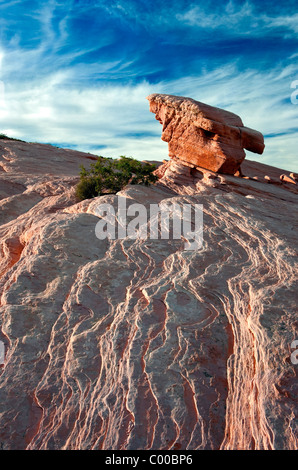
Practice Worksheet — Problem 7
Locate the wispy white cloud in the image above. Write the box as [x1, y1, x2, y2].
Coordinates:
[177, 1, 298, 37]
[177, 1, 254, 30]
[0, 0, 23, 9]
[263, 12, 298, 34]
[1, 59, 297, 171]
[0, 70, 159, 157]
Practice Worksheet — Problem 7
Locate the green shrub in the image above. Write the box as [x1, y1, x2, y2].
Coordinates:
[0, 134, 24, 141]
[75, 156, 158, 201]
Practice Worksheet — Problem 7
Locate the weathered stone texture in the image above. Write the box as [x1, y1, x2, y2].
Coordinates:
[147, 93, 265, 174]
[0, 140, 297, 450]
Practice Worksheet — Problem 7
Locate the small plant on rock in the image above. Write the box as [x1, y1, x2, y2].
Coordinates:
[75, 156, 158, 201]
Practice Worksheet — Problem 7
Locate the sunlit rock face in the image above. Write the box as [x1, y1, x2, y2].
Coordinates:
[147, 93, 265, 175]
[0, 139, 297, 450]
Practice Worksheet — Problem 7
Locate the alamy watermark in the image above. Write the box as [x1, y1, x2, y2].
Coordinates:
[291, 340, 298, 365]
[291, 80, 298, 104]
[94, 196, 203, 251]
[0, 340, 4, 365]
[0, 80, 5, 108]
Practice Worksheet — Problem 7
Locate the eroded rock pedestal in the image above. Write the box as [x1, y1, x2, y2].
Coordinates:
[147, 93, 265, 175]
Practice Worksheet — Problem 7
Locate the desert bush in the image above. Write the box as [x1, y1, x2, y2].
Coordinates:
[76, 156, 158, 201]
[0, 134, 24, 141]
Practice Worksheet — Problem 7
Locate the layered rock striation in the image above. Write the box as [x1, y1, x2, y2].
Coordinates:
[0, 139, 297, 450]
[147, 93, 265, 175]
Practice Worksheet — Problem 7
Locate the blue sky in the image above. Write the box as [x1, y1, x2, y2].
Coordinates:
[0, 0, 297, 171]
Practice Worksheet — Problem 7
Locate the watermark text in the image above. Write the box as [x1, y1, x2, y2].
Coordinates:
[0, 80, 5, 107]
[291, 340, 298, 365]
[0, 341, 4, 365]
[291, 80, 298, 104]
[95, 197, 203, 251]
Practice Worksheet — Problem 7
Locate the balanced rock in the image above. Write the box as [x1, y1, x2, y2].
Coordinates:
[147, 93, 265, 175]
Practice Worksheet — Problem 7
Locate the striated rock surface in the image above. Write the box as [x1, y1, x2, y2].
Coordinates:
[0, 139, 297, 450]
[147, 93, 265, 175]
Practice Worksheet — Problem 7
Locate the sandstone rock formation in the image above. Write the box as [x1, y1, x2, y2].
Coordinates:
[0, 139, 297, 450]
[147, 93, 265, 175]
